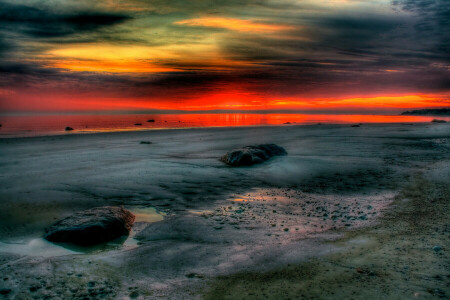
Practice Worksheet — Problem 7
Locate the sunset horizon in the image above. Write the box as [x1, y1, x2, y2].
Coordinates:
[1, 0, 448, 113]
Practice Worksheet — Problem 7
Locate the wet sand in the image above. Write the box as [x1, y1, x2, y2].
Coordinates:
[0, 123, 448, 299]
[205, 175, 450, 299]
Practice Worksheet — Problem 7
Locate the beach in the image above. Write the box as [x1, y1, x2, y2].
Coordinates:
[0, 122, 449, 299]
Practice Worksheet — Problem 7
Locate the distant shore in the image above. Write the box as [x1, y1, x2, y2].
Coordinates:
[401, 108, 450, 116]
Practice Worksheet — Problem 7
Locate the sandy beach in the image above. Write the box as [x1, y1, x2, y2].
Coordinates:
[0, 123, 449, 299]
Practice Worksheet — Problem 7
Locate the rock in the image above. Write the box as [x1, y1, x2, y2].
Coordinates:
[432, 245, 441, 252]
[140, 141, 152, 144]
[220, 144, 287, 166]
[0, 289, 11, 295]
[65, 127, 74, 131]
[44, 206, 135, 246]
[147, 119, 155, 122]
[431, 119, 446, 123]
[351, 124, 360, 127]
[134, 123, 142, 126]
[130, 291, 140, 298]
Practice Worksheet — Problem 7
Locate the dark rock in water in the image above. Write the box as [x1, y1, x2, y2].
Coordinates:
[431, 119, 446, 123]
[65, 127, 74, 131]
[351, 124, 360, 127]
[134, 123, 142, 126]
[140, 141, 152, 144]
[44, 206, 135, 246]
[220, 144, 287, 166]
[147, 119, 155, 122]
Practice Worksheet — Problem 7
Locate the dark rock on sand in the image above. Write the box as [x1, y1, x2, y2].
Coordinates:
[147, 119, 155, 122]
[432, 245, 441, 252]
[431, 119, 446, 123]
[44, 206, 135, 246]
[134, 123, 142, 126]
[65, 127, 74, 131]
[351, 124, 360, 127]
[220, 144, 287, 166]
[140, 141, 152, 144]
[0, 288, 11, 295]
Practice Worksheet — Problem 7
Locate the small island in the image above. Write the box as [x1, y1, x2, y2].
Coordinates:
[400, 108, 450, 116]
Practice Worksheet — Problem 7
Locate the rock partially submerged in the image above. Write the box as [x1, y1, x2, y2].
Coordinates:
[65, 126, 74, 131]
[220, 144, 287, 166]
[44, 206, 135, 246]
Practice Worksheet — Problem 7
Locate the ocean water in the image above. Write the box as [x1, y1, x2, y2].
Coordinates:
[0, 113, 448, 138]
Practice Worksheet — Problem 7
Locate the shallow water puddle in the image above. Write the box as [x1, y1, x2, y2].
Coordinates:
[0, 206, 164, 257]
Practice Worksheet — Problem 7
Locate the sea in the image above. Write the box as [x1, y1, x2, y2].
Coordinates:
[0, 113, 448, 138]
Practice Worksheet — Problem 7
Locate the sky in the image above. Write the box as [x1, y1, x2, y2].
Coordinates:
[0, 0, 449, 113]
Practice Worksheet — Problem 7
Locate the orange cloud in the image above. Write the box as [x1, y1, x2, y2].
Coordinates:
[175, 17, 297, 33]
[40, 44, 253, 73]
[52, 60, 178, 73]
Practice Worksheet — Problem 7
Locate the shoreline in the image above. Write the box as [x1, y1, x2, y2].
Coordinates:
[0, 121, 445, 140]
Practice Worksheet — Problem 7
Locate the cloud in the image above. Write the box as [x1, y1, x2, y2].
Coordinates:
[0, 1, 131, 38]
[175, 17, 297, 33]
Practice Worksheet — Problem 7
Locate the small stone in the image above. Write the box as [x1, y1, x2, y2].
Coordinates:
[0, 289, 11, 295]
[130, 291, 140, 298]
[29, 285, 40, 292]
[65, 127, 74, 131]
[432, 245, 441, 252]
[186, 273, 205, 279]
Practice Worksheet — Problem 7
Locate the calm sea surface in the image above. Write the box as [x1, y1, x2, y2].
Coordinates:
[0, 113, 448, 138]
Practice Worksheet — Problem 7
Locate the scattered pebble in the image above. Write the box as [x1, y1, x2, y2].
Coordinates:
[0, 289, 11, 295]
[432, 245, 441, 252]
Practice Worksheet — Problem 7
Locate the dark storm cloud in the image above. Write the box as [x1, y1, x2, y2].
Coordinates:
[392, 0, 449, 59]
[0, 1, 131, 38]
